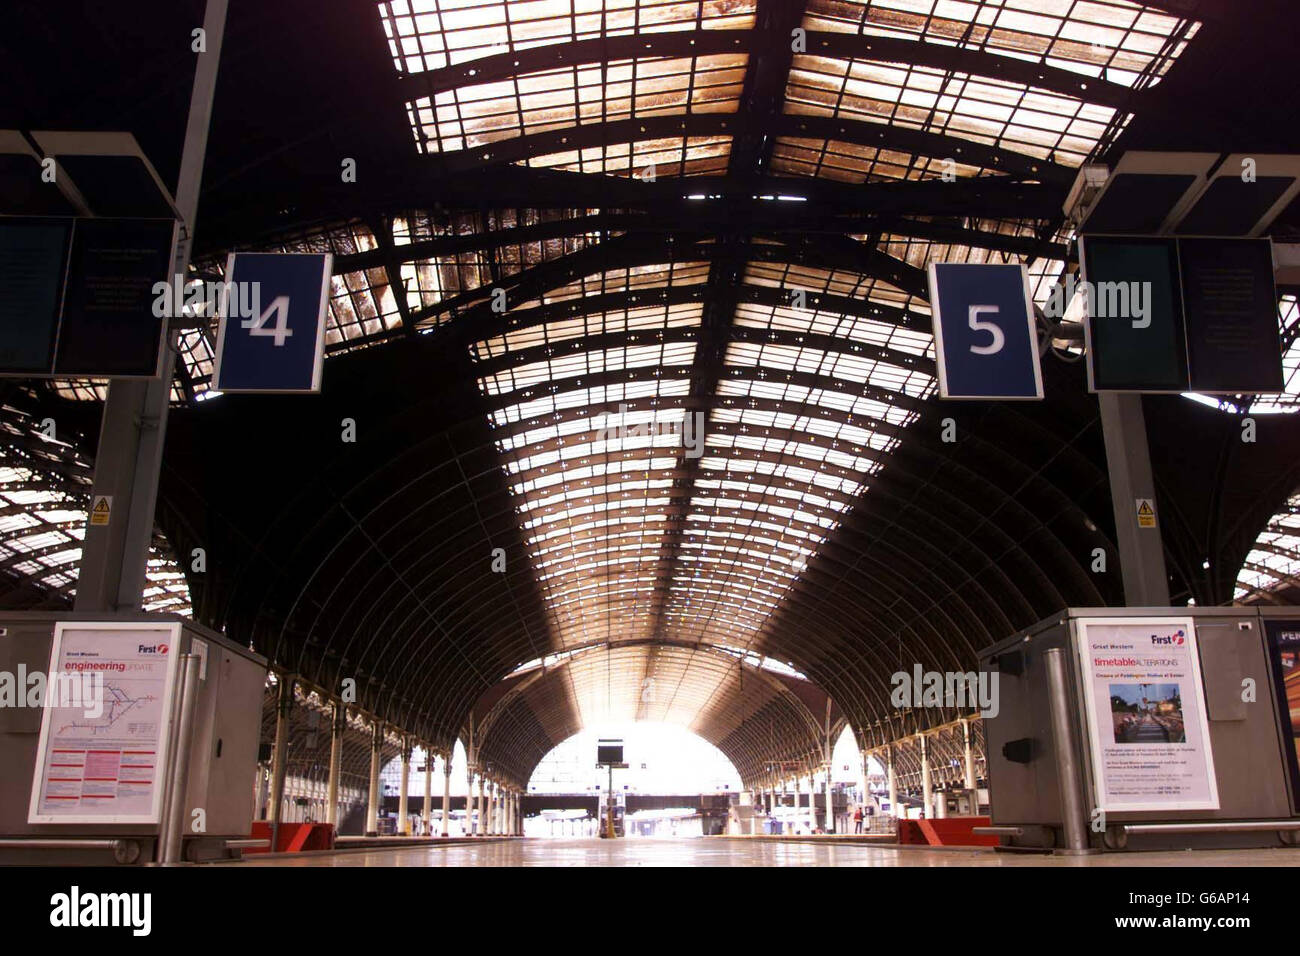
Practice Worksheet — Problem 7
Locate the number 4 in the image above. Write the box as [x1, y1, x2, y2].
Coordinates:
[968, 305, 1004, 355]
[242, 295, 293, 346]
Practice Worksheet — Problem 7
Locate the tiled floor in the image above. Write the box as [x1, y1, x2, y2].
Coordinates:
[233, 837, 1300, 867]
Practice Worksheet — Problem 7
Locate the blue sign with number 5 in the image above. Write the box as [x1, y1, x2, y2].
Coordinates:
[213, 252, 333, 393]
[926, 262, 1043, 400]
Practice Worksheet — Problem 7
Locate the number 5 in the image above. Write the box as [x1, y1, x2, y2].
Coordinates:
[968, 305, 1004, 355]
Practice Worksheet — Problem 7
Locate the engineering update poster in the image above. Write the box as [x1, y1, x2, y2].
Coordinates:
[1075, 617, 1219, 812]
[28, 621, 182, 825]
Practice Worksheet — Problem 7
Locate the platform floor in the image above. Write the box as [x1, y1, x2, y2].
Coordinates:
[234, 837, 1300, 867]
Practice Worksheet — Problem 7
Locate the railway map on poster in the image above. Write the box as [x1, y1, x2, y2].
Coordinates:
[28, 622, 181, 824]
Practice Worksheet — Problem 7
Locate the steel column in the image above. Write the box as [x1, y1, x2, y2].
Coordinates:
[1098, 393, 1171, 605]
[1045, 647, 1093, 854]
[920, 735, 932, 818]
[74, 0, 228, 611]
[268, 676, 293, 851]
[365, 722, 383, 837]
[442, 758, 452, 837]
[422, 747, 433, 836]
[397, 739, 411, 836]
[326, 701, 344, 827]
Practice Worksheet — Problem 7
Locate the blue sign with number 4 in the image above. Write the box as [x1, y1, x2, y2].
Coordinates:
[926, 262, 1043, 400]
[213, 252, 333, 393]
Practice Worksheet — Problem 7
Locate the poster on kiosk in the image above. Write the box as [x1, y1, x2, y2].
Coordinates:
[1075, 617, 1219, 812]
[28, 621, 184, 825]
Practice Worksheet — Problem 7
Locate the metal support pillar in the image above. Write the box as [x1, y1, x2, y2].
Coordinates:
[1045, 647, 1094, 854]
[326, 701, 344, 827]
[441, 758, 452, 837]
[823, 766, 834, 834]
[962, 720, 977, 792]
[805, 772, 817, 832]
[421, 746, 433, 837]
[858, 750, 869, 809]
[268, 675, 293, 852]
[887, 747, 898, 818]
[74, 0, 228, 612]
[823, 698, 834, 832]
[466, 768, 475, 835]
[1098, 393, 1170, 606]
[159, 654, 201, 863]
[365, 722, 383, 837]
[397, 739, 411, 836]
[920, 735, 933, 818]
[476, 774, 485, 836]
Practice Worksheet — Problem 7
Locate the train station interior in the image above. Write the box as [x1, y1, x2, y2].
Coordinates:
[2, 0, 1300, 908]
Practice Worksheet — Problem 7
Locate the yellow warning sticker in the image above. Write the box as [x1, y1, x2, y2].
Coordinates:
[1136, 498, 1156, 529]
[89, 495, 112, 527]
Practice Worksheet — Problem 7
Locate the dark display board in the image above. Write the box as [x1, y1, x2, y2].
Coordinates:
[0, 216, 175, 377]
[596, 743, 624, 765]
[0, 218, 71, 373]
[1263, 620, 1300, 813]
[1080, 236, 1187, 391]
[54, 218, 175, 376]
[1080, 234, 1283, 394]
[1178, 238, 1284, 393]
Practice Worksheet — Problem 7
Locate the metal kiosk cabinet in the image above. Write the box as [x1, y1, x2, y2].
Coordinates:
[978, 607, 1299, 852]
[0, 610, 267, 864]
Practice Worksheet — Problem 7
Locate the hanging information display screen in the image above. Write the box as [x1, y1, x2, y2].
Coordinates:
[1263, 619, 1300, 812]
[1178, 237, 1284, 393]
[1079, 236, 1187, 392]
[0, 218, 72, 374]
[28, 621, 182, 825]
[1074, 616, 1219, 812]
[53, 217, 177, 377]
[0, 216, 176, 378]
[1079, 234, 1283, 394]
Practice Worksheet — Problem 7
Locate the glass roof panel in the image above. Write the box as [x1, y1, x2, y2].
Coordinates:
[524, 135, 732, 177]
[802, 0, 1198, 89]
[1236, 491, 1300, 602]
[408, 54, 747, 153]
[380, 0, 756, 73]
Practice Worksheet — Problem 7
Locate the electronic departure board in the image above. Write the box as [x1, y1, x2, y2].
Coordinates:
[0, 216, 176, 378]
[1079, 234, 1283, 394]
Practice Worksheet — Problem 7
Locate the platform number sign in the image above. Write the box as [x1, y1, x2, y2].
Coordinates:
[926, 262, 1044, 400]
[213, 252, 333, 393]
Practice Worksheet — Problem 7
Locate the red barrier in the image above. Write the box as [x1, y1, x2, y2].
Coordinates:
[245, 822, 336, 853]
[896, 816, 997, 847]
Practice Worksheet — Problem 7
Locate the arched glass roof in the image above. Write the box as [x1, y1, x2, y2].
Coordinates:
[23, 0, 1300, 790]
